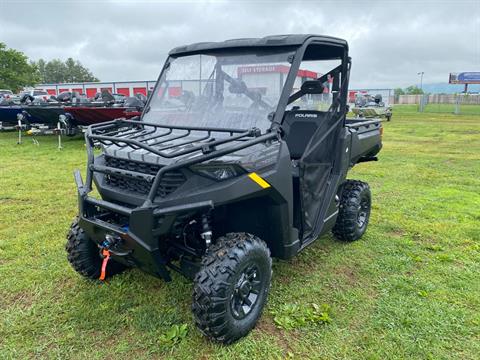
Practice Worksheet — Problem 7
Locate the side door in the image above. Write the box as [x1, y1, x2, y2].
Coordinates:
[293, 61, 349, 243]
[299, 99, 344, 242]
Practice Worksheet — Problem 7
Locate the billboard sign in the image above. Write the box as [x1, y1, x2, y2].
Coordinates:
[449, 72, 480, 84]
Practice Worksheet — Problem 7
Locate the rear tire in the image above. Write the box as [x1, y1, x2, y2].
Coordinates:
[332, 180, 371, 241]
[65, 217, 126, 279]
[192, 233, 272, 344]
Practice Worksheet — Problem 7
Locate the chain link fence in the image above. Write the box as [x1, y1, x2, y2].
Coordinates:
[397, 94, 480, 115]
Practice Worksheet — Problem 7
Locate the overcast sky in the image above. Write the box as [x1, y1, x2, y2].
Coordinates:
[0, 0, 478, 88]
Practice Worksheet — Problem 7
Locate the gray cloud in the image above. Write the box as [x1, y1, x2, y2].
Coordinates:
[0, 0, 478, 88]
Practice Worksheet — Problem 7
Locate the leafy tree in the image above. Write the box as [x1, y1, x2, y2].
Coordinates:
[64, 57, 99, 83]
[405, 85, 424, 95]
[0, 42, 40, 92]
[34, 57, 99, 83]
[394, 88, 405, 96]
[36, 58, 46, 83]
[44, 59, 67, 83]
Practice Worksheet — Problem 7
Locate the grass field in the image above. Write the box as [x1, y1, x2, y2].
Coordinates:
[0, 107, 479, 359]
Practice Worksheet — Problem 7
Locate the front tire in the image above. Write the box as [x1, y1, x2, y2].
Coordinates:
[65, 217, 126, 279]
[332, 180, 371, 241]
[192, 233, 272, 344]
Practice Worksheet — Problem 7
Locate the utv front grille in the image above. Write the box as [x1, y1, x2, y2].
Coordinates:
[104, 156, 186, 197]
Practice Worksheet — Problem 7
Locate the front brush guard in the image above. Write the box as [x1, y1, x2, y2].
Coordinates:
[74, 170, 213, 281]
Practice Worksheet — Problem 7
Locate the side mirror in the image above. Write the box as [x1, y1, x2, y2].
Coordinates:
[301, 80, 325, 94]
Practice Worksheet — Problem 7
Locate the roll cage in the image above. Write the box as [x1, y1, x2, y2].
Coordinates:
[142, 35, 350, 130]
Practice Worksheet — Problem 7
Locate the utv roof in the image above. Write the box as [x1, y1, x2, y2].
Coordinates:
[169, 34, 348, 56]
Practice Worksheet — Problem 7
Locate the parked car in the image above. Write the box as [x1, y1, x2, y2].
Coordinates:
[19, 89, 50, 102]
[0, 89, 13, 99]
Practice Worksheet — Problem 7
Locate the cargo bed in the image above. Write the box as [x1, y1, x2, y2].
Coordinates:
[346, 117, 383, 165]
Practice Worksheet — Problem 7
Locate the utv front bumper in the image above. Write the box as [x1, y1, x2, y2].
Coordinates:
[74, 170, 213, 281]
[74, 119, 284, 280]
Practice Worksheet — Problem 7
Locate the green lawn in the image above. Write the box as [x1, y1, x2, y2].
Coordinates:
[0, 108, 479, 359]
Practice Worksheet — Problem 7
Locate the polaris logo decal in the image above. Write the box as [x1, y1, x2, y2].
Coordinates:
[294, 113, 318, 118]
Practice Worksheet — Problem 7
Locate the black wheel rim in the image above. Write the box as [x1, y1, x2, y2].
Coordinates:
[357, 196, 370, 229]
[231, 263, 262, 320]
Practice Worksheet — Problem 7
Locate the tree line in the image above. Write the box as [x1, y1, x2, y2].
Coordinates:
[394, 86, 424, 96]
[34, 58, 99, 84]
[0, 42, 98, 92]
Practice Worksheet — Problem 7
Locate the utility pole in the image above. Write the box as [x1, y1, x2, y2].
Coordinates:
[417, 72, 426, 112]
[417, 72, 424, 91]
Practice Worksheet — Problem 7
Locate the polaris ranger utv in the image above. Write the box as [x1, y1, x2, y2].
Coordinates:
[66, 34, 383, 344]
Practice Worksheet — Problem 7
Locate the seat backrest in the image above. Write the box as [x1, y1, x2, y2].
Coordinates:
[282, 110, 324, 159]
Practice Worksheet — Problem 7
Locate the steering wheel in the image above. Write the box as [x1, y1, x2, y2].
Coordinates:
[249, 95, 272, 111]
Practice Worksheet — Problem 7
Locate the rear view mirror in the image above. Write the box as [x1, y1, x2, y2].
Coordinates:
[301, 80, 325, 94]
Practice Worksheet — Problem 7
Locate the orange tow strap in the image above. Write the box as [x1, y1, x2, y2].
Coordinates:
[99, 249, 111, 281]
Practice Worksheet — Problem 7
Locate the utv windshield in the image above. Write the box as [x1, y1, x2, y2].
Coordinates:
[143, 49, 295, 133]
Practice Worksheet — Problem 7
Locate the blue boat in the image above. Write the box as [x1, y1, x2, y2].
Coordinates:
[0, 105, 42, 127]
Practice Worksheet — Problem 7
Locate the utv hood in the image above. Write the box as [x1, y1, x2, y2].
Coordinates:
[102, 129, 272, 167]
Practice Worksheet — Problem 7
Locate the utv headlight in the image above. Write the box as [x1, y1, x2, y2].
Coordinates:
[191, 163, 246, 181]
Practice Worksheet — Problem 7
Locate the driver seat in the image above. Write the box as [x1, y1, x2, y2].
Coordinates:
[282, 110, 324, 160]
[282, 109, 323, 235]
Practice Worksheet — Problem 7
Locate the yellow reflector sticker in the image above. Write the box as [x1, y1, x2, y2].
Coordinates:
[248, 172, 271, 189]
